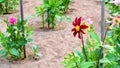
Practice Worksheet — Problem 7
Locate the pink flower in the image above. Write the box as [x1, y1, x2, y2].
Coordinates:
[87, 19, 93, 24]
[9, 16, 17, 24]
[112, 15, 120, 25]
[114, 0, 119, 5]
[110, 0, 120, 6]
[85, 19, 93, 28]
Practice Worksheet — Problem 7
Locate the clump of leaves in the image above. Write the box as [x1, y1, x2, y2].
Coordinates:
[0, 0, 19, 15]
[35, 0, 71, 29]
[105, 0, 120, 15]
[30, 45, 42, 60]
[35, 4, 46, 28]
[58, 0, 73, 13]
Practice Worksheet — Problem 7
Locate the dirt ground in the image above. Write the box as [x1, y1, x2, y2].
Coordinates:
[0, 0, 109, 68]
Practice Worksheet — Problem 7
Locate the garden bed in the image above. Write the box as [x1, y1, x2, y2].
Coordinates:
[0, 0, 109, 68]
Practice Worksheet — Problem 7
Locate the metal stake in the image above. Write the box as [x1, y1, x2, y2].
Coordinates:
[20, 0, 26, 58]
[96, 1, 105, 68]
[101, 0, 105, 41]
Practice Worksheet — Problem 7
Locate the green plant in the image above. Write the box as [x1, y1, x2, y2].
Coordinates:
[0, 0, 19, 15]
[35, 4, 46, 28]
[0, 16, 41, 59]
[105, 0, 120, 15]
[45, 0, 63, 28]
[62, 16, 120, 68]
[35, 0, 72, 28]
[58, 0, 73, 13]
[30, 44, 42, 60]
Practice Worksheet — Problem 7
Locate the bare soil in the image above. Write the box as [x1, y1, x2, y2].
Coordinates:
[0, 0, 109, 68]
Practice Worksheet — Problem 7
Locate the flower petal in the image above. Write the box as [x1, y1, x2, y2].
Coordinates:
[81, 30, 85, 34]
[80, 24, 88, 29]
[72, 28, 75, 32]
[87, 19, 93, 24]
[72, 21, 76, 26]
[78, 32, 81, 39]
[77, 17, 81, 25]
[75, 17, 78, 23]
[73, 31, 77, 37]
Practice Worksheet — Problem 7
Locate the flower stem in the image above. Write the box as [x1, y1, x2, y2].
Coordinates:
[5, 2, 8, 14]
[47, 10, 50, 28]
[96, 29, 108, 68]
[42, 14, 44, 28]
[81, 34, 88, 61]
[72, 52, 79, 68]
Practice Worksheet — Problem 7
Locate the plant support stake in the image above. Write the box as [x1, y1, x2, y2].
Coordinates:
[96, 0, 105, 68]
[101, 0, 105, 41]
[20, 0, 26, 58]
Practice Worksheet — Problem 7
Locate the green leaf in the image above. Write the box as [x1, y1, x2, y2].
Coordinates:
[20, 38, 27, 45]
[86, 39, 91, 47]
[106, 64, 118, 68]
[22, 19, 27, 25]
[30, 44, 39, 53]
[9, 42, 16, 47]
[74, 49, 84, 61]
[10, 48, 20, 56]
[27, 14, 38, 20]
[115, 44, 120, 54]
[0, 0, 3, 3]
[105, 53, 117, 61]
[90, 32, 101, 46]
[70, 57, 79, 62]
[107, 30, 114, 36]
[95, 48, 101, 58]
[103, 45, 115, 52]
[63, 15, 72, 22]
[100, 58, 111, 64]
[37, 53, 42, 57]
[90, 32, 101, 42]
[80, 62, 94, 68]
[55, 14, 62, 21]
[27, 38, 33, 42]
[0, 49, 8, 57]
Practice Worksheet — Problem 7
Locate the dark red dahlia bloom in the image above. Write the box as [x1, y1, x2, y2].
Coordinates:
[72, 17, 88, 39]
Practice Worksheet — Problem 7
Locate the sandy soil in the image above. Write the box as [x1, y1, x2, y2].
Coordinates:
[0, 0, 109, 68]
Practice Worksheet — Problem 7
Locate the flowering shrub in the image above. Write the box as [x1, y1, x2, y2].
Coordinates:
[0, 17, 41, 59]
[106, 15, 120, 49]
[106, 0, 120, 49]
[62, 16, 120, 68]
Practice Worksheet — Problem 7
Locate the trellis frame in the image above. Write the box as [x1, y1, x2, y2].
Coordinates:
[19, 0, 105, 60]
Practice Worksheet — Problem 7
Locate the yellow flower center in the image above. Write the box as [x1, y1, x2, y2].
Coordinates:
[82, 21, 85, 24]
[75, 25, 80, 31]
[115, 18, 119, 23]
[114, 18, 119, 23]
[86, 23, 90, 27]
